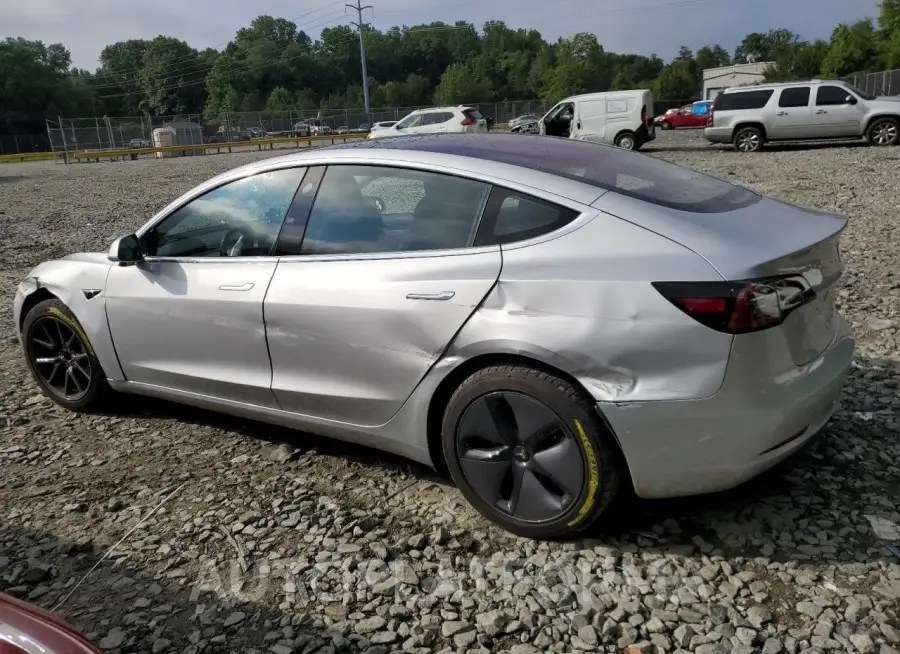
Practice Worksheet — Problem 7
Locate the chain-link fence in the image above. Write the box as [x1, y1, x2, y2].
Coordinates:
[843, 69, 900, 97]
[10, 97, 703, 157]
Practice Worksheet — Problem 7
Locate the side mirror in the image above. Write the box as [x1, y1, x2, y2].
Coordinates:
[108, 233, 143, 264]
[846, 95, 857, 105]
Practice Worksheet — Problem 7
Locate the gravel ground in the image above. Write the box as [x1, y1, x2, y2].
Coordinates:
[1, 129, 899, 654]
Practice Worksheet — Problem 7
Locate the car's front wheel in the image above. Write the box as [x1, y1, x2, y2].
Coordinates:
[865, 117, 900, 146]
[21, 298, 112, 412]
[659, 120, 671, 130]
[441, 364, 622, 539]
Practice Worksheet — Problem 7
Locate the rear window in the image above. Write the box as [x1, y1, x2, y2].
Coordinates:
[713, 89, 774, 111]
[463, 108, 484, 120]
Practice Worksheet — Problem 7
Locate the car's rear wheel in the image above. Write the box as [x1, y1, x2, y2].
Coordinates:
[441, 364, 621, 539]
[733, 126, 764, 152]
[614, 132, 636, 150]
[865, 117, 900, 146]
[22, 298, 112, 412]
[659, 120, 671, 130]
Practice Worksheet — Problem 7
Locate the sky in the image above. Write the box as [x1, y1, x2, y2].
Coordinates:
[4, 0, 883, 70]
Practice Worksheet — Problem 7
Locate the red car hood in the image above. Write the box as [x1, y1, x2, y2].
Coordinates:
[0, 592, 100, 653]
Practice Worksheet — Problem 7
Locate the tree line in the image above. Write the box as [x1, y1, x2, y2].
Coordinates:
[1, 0, 898, 137]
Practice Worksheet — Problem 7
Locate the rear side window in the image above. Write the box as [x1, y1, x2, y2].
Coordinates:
[463, 108, 484, 121]
[475, 187, 579, 246]
[713, 89, 774, 111]
[778, 87, 810, 108]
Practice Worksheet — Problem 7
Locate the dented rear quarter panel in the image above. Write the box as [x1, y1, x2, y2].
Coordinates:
[447, 210, 734, 403]
[13, 253, 124, 380]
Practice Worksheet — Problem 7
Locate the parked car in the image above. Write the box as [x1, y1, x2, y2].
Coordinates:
[14, 133, 854, 539]
[369, 121, 397, 133]
[508, 114, 540, 130]
[655, 101, 712, 130]
[704, 79, 900, 152]
[368, 106, 487, 139]
[336, 126, 350, 134]
[128, 138, 151, 148]
[244, 126, 266, 139]
[309, 120, 333, 136]
[207, 133, 226, 144]
[291, 122, 311, 137]
[0, 591, 101, 653]
[540, 89, 656, 150]
[358, 123, 371, 132]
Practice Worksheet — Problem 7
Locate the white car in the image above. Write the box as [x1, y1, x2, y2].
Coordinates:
[368, 106, 487, 139]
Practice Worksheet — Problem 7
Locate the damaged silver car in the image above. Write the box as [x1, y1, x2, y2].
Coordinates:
[13, 133, 854, 539]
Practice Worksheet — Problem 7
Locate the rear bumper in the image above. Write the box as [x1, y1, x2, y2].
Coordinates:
[601, 315, 855, 499]
[703, 127, 732, 144]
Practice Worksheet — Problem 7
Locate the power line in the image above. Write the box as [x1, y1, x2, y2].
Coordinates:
[345, 0, 374, 116]
[94, 23, 484, 101]
[83, 1, 346, 87]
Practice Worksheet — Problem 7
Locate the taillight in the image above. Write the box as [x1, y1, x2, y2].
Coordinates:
[460, 117, 476, 125]
[652, 275, 815, 334]
[708, 110, 714, 127]
[641, 106, 647, 125]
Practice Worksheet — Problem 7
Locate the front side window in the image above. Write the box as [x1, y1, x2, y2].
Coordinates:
[299, 165, 490, 255]
[816, 85, 854, 106]
[778, 87, 811, 108]
[143, 167, 306, 258]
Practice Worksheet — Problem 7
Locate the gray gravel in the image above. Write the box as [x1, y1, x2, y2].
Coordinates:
[1, 129, 899, 653]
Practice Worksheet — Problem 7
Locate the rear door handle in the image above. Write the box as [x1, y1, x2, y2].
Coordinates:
[776, 111, 788, 116]
[219, 282, 254, 291]
[406, 291, 455, 301]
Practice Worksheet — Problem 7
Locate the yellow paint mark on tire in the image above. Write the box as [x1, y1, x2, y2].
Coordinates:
[567, 418, 601, 527]
[47, 307, 95, 356]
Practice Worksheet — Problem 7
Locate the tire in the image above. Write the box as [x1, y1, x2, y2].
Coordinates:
[441, 364, 622, 539]
[614, 131, 636, 150]
[21, 298, 112, 412]
[659, 120, 671, 130]
[733, 126, 764, 152]
[865, 117, 900, 146]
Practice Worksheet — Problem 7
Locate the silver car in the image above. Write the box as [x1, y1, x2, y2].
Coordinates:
[13, 134, 854, 539]
[705, 79, 900, 152]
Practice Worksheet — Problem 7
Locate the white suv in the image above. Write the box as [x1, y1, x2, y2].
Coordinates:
[367, 106, 487, 139]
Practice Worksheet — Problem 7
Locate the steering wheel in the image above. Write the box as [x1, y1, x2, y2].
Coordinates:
[219, 225, 256, 257]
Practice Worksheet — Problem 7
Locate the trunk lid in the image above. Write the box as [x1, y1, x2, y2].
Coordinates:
[595, 193, 847, 365]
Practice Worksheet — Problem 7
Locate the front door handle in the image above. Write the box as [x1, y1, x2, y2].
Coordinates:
[814, 109, 827, 114]
[775, 111, 788, 116]
[406, 291, 455, 301]
[219, 282, 254, 292]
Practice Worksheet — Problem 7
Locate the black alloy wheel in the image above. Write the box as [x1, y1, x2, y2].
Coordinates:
[456, 391, 584, 523]
[29, 315, 93, 401]
[22, 298, 112, 411]
[442, 364, 622, 539]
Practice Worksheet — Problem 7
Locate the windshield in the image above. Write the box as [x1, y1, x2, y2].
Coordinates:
[844, 83, 875, 101]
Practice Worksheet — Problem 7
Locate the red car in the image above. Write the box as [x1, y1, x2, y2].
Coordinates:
[655, 101, 712, 129]
[0, 592, 100, 653]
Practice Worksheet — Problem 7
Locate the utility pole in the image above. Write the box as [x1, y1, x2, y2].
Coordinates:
[346, 0, 373, 118]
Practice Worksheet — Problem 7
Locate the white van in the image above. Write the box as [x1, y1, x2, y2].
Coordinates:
[539, 89, 656, 150]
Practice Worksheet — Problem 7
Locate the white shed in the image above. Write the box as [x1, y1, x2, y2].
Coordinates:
[702, 62, 775, 100]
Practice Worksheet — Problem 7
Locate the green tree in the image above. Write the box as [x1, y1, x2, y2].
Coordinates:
[877, 0, 900, 68]
[0, 38, 75, 134]
[138, 36, 208, 115]
[734, 29, 799, 63]
[820, 20, 879, 77]
[433, 60, 495, 104]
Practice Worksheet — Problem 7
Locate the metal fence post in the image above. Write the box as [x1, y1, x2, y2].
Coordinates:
[57, 116, 69, 164]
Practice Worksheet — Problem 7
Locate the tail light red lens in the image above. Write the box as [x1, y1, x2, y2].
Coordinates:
[708, 110, 714, 127]
[641, 106, 647, 125]
[460, 117, 476, 125]
[652, 276, 815, 334]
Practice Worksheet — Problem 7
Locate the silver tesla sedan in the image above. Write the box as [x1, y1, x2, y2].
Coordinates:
[13, 134, 854, 539]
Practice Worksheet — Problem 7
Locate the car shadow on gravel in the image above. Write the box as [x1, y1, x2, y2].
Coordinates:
[647, 139, 870, 154]
[0, 522, 338, 653]
[92, 358, 899, 566]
